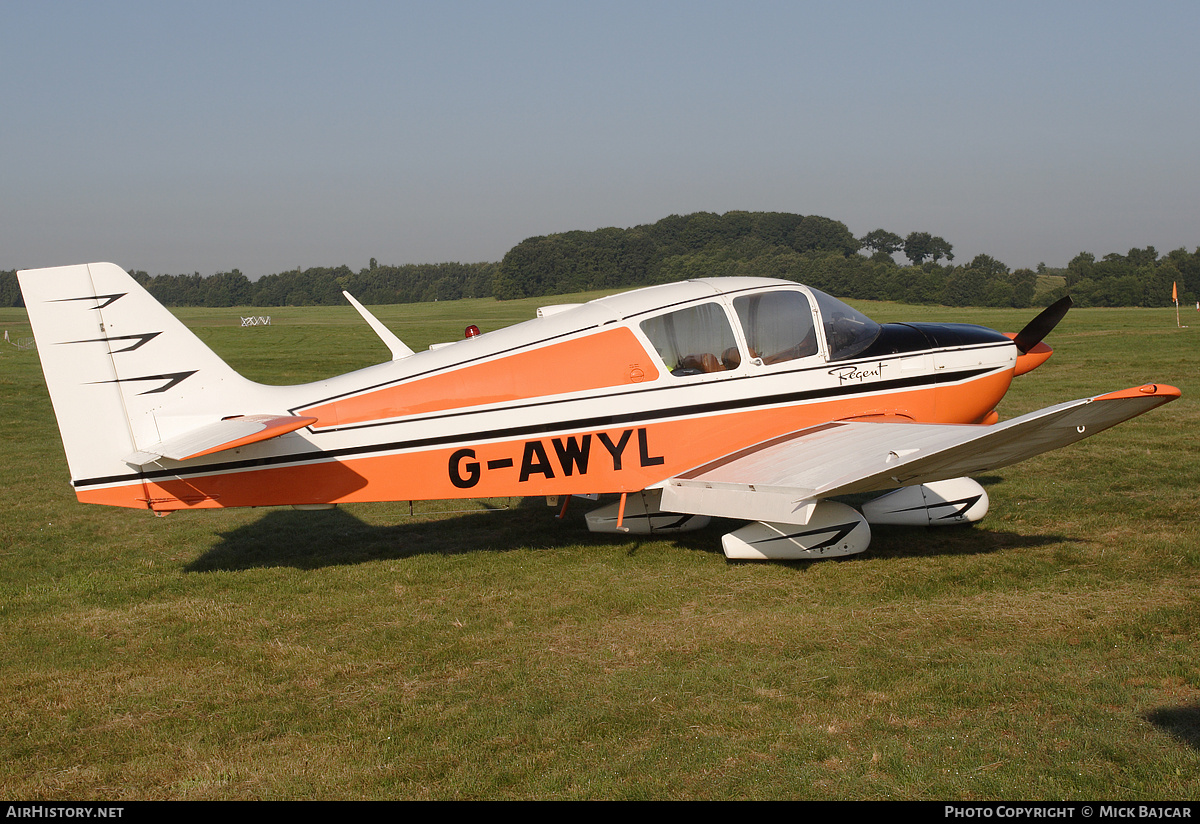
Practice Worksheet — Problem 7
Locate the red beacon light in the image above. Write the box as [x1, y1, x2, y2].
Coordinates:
[464, 324, 480, 339]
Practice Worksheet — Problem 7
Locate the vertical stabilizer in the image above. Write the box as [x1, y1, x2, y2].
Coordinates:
[18, 263, 257, 492]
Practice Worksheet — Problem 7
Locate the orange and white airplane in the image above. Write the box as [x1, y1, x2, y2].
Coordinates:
[17, 262, 1180, 560]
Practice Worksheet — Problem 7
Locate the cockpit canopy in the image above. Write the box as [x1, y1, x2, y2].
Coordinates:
[638, 285, 881, 377]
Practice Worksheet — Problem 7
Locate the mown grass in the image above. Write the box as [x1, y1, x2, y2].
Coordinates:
[0, 294, 1197, 799]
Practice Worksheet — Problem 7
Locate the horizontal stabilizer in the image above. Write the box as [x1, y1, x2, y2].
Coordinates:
[125, 414, 317, 465]
[659, 384, 1180, 516]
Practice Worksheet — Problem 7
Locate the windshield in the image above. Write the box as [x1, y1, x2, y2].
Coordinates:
[810, 289, 882, 361]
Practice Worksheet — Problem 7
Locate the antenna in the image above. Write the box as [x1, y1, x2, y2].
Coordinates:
[342, 291, 414, 360]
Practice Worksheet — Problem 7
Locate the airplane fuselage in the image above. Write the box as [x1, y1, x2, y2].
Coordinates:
[20, 262, 1178, 559]
[68, 277, 1018, 511]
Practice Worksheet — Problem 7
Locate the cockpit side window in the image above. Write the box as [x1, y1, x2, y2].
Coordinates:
[639, 302, 740, 377]
[733, 290, 818, 365]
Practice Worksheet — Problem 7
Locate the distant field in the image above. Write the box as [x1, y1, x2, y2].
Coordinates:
[0, 292, 1197, 800]
[1036, 273, 1067, 297]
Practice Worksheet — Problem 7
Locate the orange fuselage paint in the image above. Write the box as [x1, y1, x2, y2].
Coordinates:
[75, 363, 1015, 511]
[299, 326, 658, 428]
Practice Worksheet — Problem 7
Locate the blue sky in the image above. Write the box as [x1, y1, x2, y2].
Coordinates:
[4, 1, 1198, 278]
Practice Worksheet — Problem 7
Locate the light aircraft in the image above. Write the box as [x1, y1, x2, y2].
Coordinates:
[17, 262, 1180, 560]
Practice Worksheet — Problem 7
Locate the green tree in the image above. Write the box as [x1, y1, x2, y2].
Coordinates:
[1126, 246, 1158, 267]
[942, 254, 1007, 306]
[929, 236, 954, 263]
[0, 270, 21, 307]
[904, 232, 954, 265]
[965, 253, 1008, 278]
[942, 268, 988, 306]
[1011, 268, 1037, 308]
[904, 232, 930, 265]
[1066, 252, 1095, 287]
[859, 229, 903, 259]
[789, 216, 859, 256]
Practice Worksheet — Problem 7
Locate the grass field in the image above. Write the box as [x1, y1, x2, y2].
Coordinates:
[0, 292, 1197, 800]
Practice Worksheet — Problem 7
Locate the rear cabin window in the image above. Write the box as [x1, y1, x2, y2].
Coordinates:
[733, 290, 818, 365]
[639, 302, 740, 376]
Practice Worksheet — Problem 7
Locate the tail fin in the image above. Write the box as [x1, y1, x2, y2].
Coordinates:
[18, 263, 259, 497]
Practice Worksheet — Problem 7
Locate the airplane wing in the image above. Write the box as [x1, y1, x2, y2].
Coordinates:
[657, 384, 1180, 525]
[124, 414, 317, 465]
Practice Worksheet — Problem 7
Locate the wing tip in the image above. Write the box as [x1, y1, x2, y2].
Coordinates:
[1094, 384, 1181, 402]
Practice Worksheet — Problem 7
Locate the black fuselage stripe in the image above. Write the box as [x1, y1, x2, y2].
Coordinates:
[73, 365, 1000, 489]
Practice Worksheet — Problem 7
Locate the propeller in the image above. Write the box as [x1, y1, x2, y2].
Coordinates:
[1012, 295, 1072, 354]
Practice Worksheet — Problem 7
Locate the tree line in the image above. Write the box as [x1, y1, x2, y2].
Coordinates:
[492, 212, 1195, 309]
[0, 261, 496, 309]
[2, 211, 1197, 309]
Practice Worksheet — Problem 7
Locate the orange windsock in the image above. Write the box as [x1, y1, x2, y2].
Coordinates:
[1173, 281, 1178, 303]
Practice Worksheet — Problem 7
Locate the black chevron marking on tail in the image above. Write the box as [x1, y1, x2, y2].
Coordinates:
[91, 371, 197, 395]
[60, 332, 162, 353]
[53, 293, 127, 309]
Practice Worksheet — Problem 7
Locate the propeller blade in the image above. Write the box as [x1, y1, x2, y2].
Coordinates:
[1013, 295, 1073, 354]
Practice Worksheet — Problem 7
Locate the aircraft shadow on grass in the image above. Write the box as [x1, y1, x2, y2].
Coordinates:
[1144, 705, 1200, 751]
[184, 482, 1072, 573]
